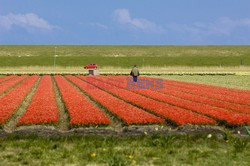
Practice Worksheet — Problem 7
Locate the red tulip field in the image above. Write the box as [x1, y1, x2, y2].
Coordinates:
[0, 75, 249, 135]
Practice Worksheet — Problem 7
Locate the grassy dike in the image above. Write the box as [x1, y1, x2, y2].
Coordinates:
[1, 55, 249, 67]
[0, 45, 250, 68]
[0, 134, 249, 165]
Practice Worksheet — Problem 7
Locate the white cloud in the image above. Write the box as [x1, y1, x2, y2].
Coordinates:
[0, 13, 55, 31]
[168, 17, 250, 36]
[114, 9, 165, 33]
[90, 23, 108, 29]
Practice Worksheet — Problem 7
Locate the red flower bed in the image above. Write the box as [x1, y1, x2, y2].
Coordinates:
[154, 86, 250, 115]
[0, 75, 16, 83]
[0, 75, 27, 94]
[80, 76, 215, 125]
[102, 76, 250, 125]
[164, 78, 250, 96]
[160, 79, 250, 105]
[0, 74, 248, 128]
[111, 75, 250, 105]
[18, 76, 59, 125]
[113, 75, 250, 114]
[164, 83, 250, 106]
[54, 75, 111, 126]
[0, 75, 38, 125]
[66, 75, 164, 125]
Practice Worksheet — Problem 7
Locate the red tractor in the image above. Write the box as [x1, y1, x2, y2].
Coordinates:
[84, 64, 98, 69]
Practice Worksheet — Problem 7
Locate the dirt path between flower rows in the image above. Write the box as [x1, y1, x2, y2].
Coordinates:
[0, 125, 249, 139]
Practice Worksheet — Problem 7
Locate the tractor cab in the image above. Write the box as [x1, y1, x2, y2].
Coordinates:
[84, 64, 98, 69]
[84, 64, 99, 75]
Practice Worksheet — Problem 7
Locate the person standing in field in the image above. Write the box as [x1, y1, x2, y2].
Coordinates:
[130, 65, 139, 82]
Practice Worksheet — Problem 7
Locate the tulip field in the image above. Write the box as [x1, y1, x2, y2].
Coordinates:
[0, 74, 250, 133]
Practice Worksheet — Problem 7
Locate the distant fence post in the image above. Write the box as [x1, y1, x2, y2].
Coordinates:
[240, 59, 243, 66]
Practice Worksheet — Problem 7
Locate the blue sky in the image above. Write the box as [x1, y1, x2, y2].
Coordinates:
[0, 0, 250, 45]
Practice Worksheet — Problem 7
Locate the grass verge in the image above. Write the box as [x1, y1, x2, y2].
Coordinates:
[0, 134, 249, 165]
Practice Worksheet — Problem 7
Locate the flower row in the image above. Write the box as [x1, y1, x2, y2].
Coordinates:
[0, 75, 27, 95]
[55, 75, 111, 126]
[112, 75, 250, 105]
[164, 83, 249, 106]
[154, 86, 250, 115]
[0, 75, 16, 83]
[98, 76, 250, 125]
[111, 75, 250, 114]
[18, 76, 59, 125]
[0, 75, 38, 125]
[161, 79, 250, 105]
[83, 76, 215, 125]
[66, 75, 164, 125]
[165, 78, 250, 96]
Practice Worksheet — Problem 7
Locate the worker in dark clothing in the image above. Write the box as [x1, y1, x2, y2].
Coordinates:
[130, 65, 139, 82]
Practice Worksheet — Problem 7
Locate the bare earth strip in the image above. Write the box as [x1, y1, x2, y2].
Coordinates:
[52, 76, 70, 131]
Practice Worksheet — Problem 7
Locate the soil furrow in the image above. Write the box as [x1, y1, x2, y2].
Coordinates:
[52, 76, 70, 131]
